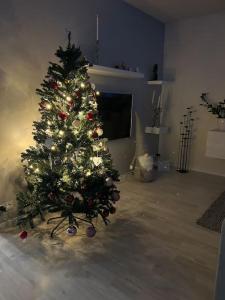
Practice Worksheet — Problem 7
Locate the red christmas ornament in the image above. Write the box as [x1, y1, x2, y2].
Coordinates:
[65, 194, 75, 205]
[75, 91, 82, 98]
[50, 81, 59, 90]
[87, 199, 94, 208]
[19, 231, 28, 240]
[92, 131, 98, 139]
[102, 209, 109, 218]
[86, 112, 94, 121]
[86, 226, 96, 238]
[109, 206, 116, 214]
[39, 101, 48, 110]
[58, 111, 68, 121]
[48, 192, 55, 201]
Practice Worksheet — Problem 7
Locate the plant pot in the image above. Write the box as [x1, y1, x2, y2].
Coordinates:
[217, 119, 225, 131]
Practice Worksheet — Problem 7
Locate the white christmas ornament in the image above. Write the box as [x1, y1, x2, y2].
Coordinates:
[92, 156, 103, 166]
[105, 177, 113, 187]
[96, 128, 103, 136]
[72, 192, 83, 201]
[78, 111, 85, 120]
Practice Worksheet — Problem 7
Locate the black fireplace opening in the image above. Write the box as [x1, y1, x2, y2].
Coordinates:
[96, 92, 133, 140]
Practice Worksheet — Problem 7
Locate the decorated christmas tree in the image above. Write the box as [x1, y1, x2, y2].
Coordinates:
[17, 33, 120, 238]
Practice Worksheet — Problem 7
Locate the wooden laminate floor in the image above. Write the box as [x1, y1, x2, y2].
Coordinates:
[0, 171, 224, 300]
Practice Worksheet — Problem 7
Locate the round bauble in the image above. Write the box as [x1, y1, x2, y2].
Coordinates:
[92, 131, 98, 139]
[112, 191, 120, 202]
[105, 177, 113, 187]
[96, 127, 103, 136]
[54, 157, 61, 165]
[19, 231, 28, 240]
[67, 225, 77, 236]
[86, 112, 94, 121]
[75, 90, 82, 98]
[64, 194, 75, 205]
[50, 81, 59, 90]
[72, 119, 81, 127]
[39, 101, 48, 110]
[109, 206, 116, 214]
[58, 111, 68, 121]
[86, 226, 96, 238]
[102, 209, 109, 218]
[87, 199, 94, 208]
[48, 192, 55, 201]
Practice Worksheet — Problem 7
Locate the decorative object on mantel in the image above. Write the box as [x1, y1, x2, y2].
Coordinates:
[145, 81, 169, 135]
[176, 107, 195, 173]
[197, 190, 225, 233]
[150, 64, 158, 81]
[130, 112, 155, 182]
[200, 93, 225, 131]
[95, 14, 100, 65]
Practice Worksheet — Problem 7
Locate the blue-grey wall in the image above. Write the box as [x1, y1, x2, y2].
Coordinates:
[0, 0, 164, 206]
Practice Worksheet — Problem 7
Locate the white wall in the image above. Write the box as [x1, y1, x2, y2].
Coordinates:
[162, 11, 225, 176]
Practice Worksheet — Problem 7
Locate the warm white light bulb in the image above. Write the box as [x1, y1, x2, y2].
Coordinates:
[80, 82, 85, 89]
[47, 120, 52, 126]
[88, 130, 93, 137]
[96, 91, 100, 96]
[86, 170, 92, 176]
[51, 146, 56, 151]
[34, 168, 40, 173]
[59, 130, 64, 137]
[46, 103, 52, 110]
[66, 96, 71, 101]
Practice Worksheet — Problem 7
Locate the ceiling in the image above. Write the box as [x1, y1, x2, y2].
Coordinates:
[124, 0, 225, 22]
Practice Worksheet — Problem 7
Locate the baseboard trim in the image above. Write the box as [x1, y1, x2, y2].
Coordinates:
[191, 167, 225, 178]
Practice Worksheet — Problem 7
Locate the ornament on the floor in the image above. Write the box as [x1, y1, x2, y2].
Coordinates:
[86, 226, 96, 238]
[67, 225, 77, 236]
[19, 231, 28, 240]
[105, 177, 113, 187]
[176, 107, 195, 173]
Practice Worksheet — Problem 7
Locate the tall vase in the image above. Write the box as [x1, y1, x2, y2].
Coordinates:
[217, 118, 225, 131]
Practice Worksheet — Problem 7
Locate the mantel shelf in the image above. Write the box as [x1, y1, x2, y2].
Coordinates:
[88, 65, 144, 79]
[147, 80, 168, 85]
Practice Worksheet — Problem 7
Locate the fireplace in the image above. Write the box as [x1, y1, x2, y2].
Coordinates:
[97, 92, 133, 140]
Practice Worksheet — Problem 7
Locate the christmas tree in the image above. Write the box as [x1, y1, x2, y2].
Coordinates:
[17, 33, 120, 238]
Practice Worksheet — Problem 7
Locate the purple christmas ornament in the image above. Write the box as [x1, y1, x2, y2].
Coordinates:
[67, 225, 77, 236]
[86, 226, 96, 238]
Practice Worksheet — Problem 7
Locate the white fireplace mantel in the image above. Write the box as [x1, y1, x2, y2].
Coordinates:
[88, 65, 144, 79]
